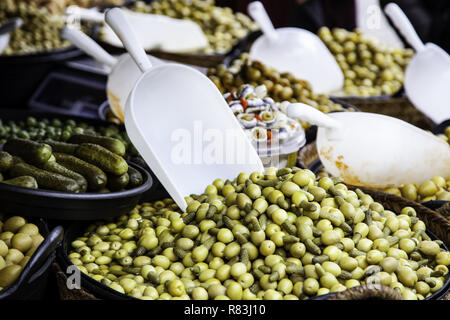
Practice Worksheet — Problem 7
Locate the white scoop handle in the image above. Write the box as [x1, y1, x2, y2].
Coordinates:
[287, 103, 341, 130]
[61, 26, 117, 67]
[66, 6, 105, 23]
[0, 18, 22, 36]
[248, 1, 278, 42]
[384, 3, 425, 52]
[105, 8, 152, 73]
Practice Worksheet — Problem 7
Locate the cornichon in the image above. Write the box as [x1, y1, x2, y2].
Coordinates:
[2, 176, 38, 189]
[44, 140, 78, 155]
[53, 153, 107, 191]
[107, 173, 130, 191]
[9, 162, 80, 193]
[75, 143, 128, 175]
[3, 138, 52, 165]
[0, 151, 13, 172]
[40, 161, 88, 192]
[69, 134, 126, 156]
[127, 166, 143, 189]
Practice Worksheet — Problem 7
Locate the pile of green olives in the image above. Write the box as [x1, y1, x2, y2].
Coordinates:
[131, 0, 259, 54]
[0, 215, 44, 290]
[69, 167, 449, 300]
[383, 176, 450, 203]
[318, 27, 414, 97]
[315, 168, 449, 204]
[208, 53, 344, 115]
[0, 0, 70, 55]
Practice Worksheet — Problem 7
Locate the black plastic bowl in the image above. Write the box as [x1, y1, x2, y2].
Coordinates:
[58, 222, 137, 300]
[0, 219, 63, 300]
[0, 162, 152, 220]
[0, 46, 84, 108]
[0, 109, 169, 202]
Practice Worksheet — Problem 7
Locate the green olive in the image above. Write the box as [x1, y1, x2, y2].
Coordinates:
[280, 181, 300, 197]
[217, 228, 234, 244]
[0, 240, 8, 257]
[339, 256, 358, 271]
[418, 241, 440, 256]
[226, 281, 243, 300]
[436, 251, 450, 266]
[5, 249, 24, 265]
[18, 224, 39, 236]
[192, 287, 208, 300]
[366, 250, 384, 265]
[0, 265, 22, 288]
[3, 217, 26, 233]
[418, 181, 438, 197]
[397, 266, 418, 287]
[293, 171, 312, 187]
[259, 240, 276, 256]
[303, 278, 319, 295]
[321, 230, 341, 246]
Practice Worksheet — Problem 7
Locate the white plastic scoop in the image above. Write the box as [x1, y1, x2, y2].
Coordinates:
[61, 26, 164, 122]
[247, 1, 343, 94]
[385, 3, 450, 124]
[288, 103, 450, 187]
[67, 6, 208, 53]
[105, 8, 264, 211]
[0, 18, 22, 54]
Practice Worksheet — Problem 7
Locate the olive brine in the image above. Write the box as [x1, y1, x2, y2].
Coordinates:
[70, 167, 449, 300]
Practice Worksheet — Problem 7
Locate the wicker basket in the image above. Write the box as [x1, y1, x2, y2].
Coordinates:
[297, 142, 319, 170]
[325, 284, 402, 300]
[53, 263, 99, 300]
[437, 202, 450, 219]
[334, 96, 435, 130]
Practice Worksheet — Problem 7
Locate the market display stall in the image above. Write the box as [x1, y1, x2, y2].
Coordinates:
[0, 0, 449, 302]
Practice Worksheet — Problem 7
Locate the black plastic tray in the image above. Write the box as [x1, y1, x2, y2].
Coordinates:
[308, 158, 450, 212]
[0, 218, 63, 300]
[0, 162, 152, 220]
[59, 220, 449, 300]
[0, 46, 84, 109]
